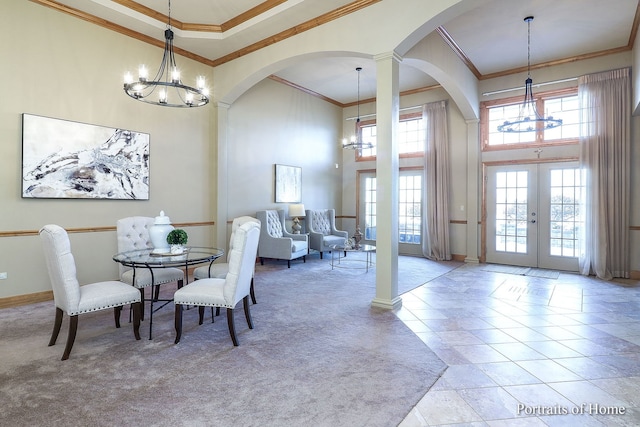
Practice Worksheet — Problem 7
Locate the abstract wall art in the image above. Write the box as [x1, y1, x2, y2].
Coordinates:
[274, 164, 301, 203]
[21, 114, 150, 200]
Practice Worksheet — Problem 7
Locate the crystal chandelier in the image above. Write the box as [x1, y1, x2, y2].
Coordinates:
[123, 0, 209, 108]
[342, 67, 374, 150]
[497, 16, 562, 133]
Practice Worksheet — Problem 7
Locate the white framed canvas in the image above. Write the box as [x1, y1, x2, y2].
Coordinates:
[275, 164, 301, 203]
[22, 114, 150, 200]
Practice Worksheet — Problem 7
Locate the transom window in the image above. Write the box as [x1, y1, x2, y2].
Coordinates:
[481, 88, 579, 149]
[356, 112, 424, 160]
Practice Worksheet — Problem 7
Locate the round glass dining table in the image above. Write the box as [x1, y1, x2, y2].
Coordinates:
[113, 246, 224, 339]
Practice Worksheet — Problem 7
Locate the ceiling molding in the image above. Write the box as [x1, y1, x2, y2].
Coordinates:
[210, 0, 382, 66]
[436, 26, 481, 79]
[268, 75, 344, 107]
[112, 0, 290, 33]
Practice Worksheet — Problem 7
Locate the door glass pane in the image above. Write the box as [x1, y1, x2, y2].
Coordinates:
[399, 175, 421, 244]
[548, 167, 582, 257]
[495, 170, 528, 253]
[364, 177, 376, 240]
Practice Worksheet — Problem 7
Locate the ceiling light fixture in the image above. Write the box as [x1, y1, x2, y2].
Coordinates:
[342, 67, 374, 150]
[497, 16, 562, 133]
[123, 0, 209, 108]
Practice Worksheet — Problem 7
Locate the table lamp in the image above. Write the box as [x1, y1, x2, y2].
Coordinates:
[288, 204, 306, 234]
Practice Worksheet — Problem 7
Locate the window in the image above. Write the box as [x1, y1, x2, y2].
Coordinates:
[356, 113, 424, 160]
[481, 88, 579, 149]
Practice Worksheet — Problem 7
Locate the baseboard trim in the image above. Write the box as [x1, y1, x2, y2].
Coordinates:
[0, 290, 53, 309]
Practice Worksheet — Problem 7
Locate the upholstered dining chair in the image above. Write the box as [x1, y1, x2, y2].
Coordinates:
[116, 216, 184, 311]
[193, 216, 260, 304]
[174, 220, 260, 346]
[39, 224, 142, 360]
[255, 209, 307, 268]
[305, 209, 349, 259]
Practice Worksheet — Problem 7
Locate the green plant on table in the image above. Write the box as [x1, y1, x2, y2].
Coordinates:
[166, 229, 188, 246]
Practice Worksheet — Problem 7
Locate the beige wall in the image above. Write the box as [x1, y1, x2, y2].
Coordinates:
[0, 2, 214, 298]
[225, 78, 343, 225]
[2, 1, 639, 302]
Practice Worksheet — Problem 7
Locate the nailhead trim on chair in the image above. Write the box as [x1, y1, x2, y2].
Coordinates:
[67, 298, 141, 316]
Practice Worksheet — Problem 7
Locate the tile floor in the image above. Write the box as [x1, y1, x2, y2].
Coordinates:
[395, 263, 640, 426]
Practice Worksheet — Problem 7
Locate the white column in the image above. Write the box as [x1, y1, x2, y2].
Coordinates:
[214, 102, 231, 250]
[371, 52, 402, 310]
[465, 119, 480, 263]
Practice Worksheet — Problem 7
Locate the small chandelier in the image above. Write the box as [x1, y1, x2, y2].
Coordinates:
[342, 67, 374, 150]
[498, 16, 562, 133]
[123, 0, 209, 108]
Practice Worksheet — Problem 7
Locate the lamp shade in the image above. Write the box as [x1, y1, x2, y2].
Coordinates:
[289, 204, 306, 218]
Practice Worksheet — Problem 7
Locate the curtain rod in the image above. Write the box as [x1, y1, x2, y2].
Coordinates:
[345, 105, 423, 121]
[482, 77, 577, 96]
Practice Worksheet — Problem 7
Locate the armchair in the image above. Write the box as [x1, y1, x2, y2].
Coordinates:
[305, 209, 348, 259]
[39, 224, 141, 360]
[255, 210, 307, 268]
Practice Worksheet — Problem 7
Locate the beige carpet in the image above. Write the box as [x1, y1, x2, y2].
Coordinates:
[0, 254, 457, 427]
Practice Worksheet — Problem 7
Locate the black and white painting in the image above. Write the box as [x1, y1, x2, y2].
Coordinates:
[22, 114, 149, 200]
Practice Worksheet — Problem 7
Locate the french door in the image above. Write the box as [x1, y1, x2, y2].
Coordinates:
[485, 161, 581, 271]
[358, 169, 424, 256]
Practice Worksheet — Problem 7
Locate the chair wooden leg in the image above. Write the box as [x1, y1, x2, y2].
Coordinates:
[49, 307, 63, 346]
[227, 308, 239, 346]
[243, 295, 254, 329]
[132, 302, 141, 340]
[260, 257, 264, 265]
[250, 277, 257, 304]
[153, 285, 160, 301]
[287, 260, 290, 268]
[177, 279, 184, 289]
[114, 306, 122, 328]
[198, 306, 205, 325]
[174, 304, 183, 344]
[303, 256, 306, 263]
[61, 315, 78, 361]
[320, 252, 323, 259]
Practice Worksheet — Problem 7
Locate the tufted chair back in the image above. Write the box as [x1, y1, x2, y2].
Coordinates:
[307, 210, 332, 235]
[264, 210, 284, 238]
[116, 216, 154, 277]
[223, 221, 261, 306]
[227, 216, 261, 262]
[39, 224, 81, 314]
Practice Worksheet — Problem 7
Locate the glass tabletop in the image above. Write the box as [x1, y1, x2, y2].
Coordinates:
[329, 243, 376, 252]
[113, 246, 224, 268]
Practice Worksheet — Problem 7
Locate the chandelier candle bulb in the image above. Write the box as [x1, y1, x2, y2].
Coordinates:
[138, 65, 148, 81]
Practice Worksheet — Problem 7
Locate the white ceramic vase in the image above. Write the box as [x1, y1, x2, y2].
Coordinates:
[149, 211, 174, 254]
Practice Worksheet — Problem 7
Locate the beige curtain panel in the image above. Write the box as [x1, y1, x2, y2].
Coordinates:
[578, 67, 631, 279]
[422, 100, 451, 261]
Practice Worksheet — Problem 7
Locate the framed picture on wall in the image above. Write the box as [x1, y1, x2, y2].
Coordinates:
[274, 164, 301, 203]
[21, 114, 150, 200]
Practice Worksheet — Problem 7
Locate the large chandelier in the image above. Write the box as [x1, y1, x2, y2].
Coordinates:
[342, 67, 374, 150]
[498, 16, 562, 133]
[123, 0, 209, 108]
